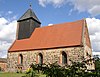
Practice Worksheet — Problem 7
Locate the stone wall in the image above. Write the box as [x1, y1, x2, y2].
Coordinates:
[7, 47, 84, 72]
[83, 23, 95, 70]
[0, 62, 7, 71]
[84, 45, 95, 70]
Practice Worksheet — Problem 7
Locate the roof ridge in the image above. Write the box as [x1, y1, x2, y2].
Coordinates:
[36, 19, 85, 29]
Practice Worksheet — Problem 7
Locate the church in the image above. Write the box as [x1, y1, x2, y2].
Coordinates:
[7, 7, 95, 72]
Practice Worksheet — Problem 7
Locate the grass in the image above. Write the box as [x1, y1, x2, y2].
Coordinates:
[0, 72, 46, 77]
[37, 74, 46, 77]
[0, 72, 25, 77]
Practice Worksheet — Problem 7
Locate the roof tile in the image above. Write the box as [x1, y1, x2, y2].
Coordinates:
[9, 19, 84, 52]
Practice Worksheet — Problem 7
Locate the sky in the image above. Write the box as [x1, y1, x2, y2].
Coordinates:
[0, 0, 100, 58]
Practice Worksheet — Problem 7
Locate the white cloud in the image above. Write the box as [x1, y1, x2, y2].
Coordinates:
[5, 11, 13, 16]
[0, 17, 8, 26]
[0, 41, 11, 58]
[38, 0, 100, 16]
[0, 20, 17, 42]
[86, 18, 100, 35]
[86, 18, 100, 52]
[92, 52, 100, 57]
[89, 5, 100, 16]
[68, 0, 100, 16]
[38, 0, 46, 7]
[8, 11, 13, 14]
[48, 23, 53, 26]
[38, 0, 66, 7]
[0, 17, 17, 58]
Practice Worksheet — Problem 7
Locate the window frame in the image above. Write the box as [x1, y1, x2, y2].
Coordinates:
[38, 53, 43, 64]
[62, 51, 67, 64]
[18, 54, 23, 65]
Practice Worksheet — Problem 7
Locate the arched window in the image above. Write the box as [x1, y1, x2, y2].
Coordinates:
[38, 53, 43, 64]
[62, 51, 67, 64]
[18, 54, 23, 65]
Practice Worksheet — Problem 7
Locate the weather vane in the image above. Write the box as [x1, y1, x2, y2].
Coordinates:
[29, 2, 32, 9]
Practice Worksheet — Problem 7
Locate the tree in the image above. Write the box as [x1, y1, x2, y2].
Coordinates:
[25, 58, 100, 77]
[94, 55, 100, 77]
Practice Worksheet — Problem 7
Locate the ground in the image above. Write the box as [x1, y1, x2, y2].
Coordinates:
[0, 72, 46, 77]
[0, 72, 25, 77]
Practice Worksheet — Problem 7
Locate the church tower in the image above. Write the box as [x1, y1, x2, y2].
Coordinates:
[17, 7, 41, 40]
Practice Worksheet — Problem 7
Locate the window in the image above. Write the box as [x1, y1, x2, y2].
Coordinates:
[62, 51, 67, 64]
[18, 54, 23, 65]
[38, 53, 43, 64]
[86, 52, 88, 56]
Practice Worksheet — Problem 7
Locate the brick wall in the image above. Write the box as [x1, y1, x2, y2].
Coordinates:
[0, 62, 7, 71]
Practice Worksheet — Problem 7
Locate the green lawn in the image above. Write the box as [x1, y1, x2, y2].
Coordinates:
[37, 74, 46, 77]
[0, 72, 46, 77]
[0, 72, 25, 77]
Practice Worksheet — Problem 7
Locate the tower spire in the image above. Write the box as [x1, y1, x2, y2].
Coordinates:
[17, 5, 41, 39]
[29, 2, 32, 9]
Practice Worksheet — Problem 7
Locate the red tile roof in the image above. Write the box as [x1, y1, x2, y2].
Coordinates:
[8, 19, 85, 52]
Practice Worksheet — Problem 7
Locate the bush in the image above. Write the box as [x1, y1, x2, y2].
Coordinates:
[29, 62, 88, 77]
[25, 59, 100, 77]
[25, 67, 38, 77]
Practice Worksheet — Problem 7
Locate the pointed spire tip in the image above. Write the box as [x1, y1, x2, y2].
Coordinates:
[29, 2, 32, 9]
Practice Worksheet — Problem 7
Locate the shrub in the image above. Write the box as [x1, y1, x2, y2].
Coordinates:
[25, 59, 100, 77]
[25, 67, 38, 77]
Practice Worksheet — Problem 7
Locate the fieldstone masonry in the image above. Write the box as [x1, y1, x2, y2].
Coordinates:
[7, 47, 85, 72]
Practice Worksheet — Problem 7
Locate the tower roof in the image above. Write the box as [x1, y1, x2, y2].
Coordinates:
[18, 8, 41, 23]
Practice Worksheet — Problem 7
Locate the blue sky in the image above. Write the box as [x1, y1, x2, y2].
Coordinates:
[0, 0, 100, 26]
[0, 0, 100, 57]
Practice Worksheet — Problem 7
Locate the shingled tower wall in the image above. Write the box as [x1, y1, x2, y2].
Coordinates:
[17, 8, 41, 40]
